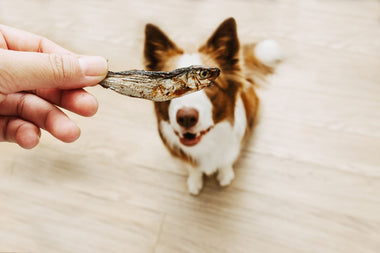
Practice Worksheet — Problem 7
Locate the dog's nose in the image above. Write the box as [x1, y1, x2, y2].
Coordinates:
[176, 107, 199, 128]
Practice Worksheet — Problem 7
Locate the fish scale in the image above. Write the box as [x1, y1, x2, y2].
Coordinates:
[99, 65, 220, 102]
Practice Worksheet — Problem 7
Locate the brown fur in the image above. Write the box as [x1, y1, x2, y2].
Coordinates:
[144, 18, 271, 165]
[144, 24, 184, 71]
[243, 44, 274, 84]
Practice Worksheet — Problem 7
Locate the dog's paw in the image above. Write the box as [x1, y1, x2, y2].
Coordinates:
[187, 173, 203, 195]
[217, 166, 235, 187]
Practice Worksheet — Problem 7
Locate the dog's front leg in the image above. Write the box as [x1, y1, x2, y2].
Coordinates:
[217, 165, 235, 187]
[186, 166, 203, 195]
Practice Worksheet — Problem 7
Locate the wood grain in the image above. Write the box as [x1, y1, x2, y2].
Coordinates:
[0, 0, 379, 252]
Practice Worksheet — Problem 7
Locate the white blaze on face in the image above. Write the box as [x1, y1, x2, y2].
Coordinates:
[177, 54, 202, 68]
[169, 91, 214, 134]
[167, 53, 215, 145]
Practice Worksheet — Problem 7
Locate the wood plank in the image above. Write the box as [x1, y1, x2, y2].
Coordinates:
[0, 0, 379, 252]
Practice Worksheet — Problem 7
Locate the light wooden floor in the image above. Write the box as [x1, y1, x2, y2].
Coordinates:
[1, 0, 380, 252]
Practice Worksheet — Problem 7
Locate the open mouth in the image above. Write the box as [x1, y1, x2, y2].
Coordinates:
[175, 127, 212, 147]
[180, 132, 202, 146]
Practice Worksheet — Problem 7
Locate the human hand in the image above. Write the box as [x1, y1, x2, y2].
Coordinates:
[0, 25, 108, 149]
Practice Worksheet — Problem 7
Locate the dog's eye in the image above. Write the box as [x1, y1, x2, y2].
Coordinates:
[199, 70, 211, 79]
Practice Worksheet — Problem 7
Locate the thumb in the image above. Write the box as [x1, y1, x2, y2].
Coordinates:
[0, 49, 108, 94]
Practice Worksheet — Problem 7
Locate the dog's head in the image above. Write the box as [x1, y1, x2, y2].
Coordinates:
[144, 18, 242, 148]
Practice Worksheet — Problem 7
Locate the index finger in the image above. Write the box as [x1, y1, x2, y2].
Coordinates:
[0, 24, 73, 54]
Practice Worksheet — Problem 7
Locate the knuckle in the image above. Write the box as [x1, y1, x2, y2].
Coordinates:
[48, 54, 70, 84]
[0, 117, 21, 143]
[42, 109, 54, 132]
[0, 117, 11, 142]
[16, 93, 28, 117]
[0, 61, 16, 94]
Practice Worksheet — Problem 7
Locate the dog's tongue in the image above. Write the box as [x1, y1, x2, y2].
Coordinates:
[180, 132, 202, 146]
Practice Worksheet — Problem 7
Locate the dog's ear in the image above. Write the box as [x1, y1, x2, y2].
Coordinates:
[199, 17, 240, 72]
[144, 24, 183, 71]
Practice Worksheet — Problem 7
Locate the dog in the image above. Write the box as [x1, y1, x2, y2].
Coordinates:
[143, 17, 280, 195]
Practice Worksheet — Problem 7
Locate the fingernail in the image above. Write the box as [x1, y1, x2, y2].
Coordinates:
[78, 56, 108, 77]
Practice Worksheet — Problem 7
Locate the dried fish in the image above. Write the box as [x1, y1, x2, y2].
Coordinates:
[99, 65, 220, 102]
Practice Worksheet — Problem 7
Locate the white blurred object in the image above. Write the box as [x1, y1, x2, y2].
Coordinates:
[254, 39, 282, 66]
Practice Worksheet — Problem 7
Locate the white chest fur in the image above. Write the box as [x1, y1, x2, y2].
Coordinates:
[159, 53, 248, 194]
[160, 93, 247, 169]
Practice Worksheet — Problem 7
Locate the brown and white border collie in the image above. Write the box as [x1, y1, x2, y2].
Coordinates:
[144, 17, 280, 195]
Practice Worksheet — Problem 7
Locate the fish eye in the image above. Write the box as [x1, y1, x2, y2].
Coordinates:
[198, 70, 211, 79]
